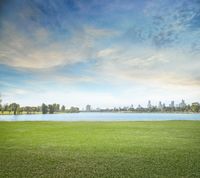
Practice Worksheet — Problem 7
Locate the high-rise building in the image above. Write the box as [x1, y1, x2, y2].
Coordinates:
[170, 101, 175, 108]
[162, 103, 166, 108]
[137, 104, 142, 109]
[158, 101, 162, 109]
[96, 108, 101, 111]
[86, 105, 91, 112]
[130, 104, 134, 109]
[179, 100, 186, 108]
[147, 100, 151, 109]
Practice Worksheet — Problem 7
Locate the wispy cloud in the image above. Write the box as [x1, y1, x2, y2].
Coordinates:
[0, 21, 116, 69]
[0, 0, 200, 106]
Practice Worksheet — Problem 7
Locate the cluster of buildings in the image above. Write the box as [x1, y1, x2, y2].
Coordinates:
[146, 100, 186, 110]
[84, 100, 188, 112]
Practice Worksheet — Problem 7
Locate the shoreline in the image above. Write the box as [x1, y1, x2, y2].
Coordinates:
[0, 120, 200, 123]
[0, 111, 200, 116]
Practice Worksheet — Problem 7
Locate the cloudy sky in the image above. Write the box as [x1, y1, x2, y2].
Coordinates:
[0, 0, 200, 108]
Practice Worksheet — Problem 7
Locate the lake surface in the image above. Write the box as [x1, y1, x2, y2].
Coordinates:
[0, 112, 200, 121]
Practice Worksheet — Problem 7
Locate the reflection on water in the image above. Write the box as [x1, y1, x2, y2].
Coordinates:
[0, 112, 200, 121]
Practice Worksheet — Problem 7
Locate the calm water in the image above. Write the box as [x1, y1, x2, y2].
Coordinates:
[0, 112, 200, 121]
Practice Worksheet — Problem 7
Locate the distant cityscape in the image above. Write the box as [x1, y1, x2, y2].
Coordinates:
[0, 98, 200, 115]
[83, 100, 200, 113]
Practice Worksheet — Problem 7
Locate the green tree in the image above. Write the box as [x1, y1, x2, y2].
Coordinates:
[0, 94, 2, 114]
[0, 104, 2, 114]
[4, 104, 9, 114]
[0, 94, 2, 105]
[37, 106, 41, 112]
[69, 106, 79, 113]
[61, 105, 65, 112]
[16, 106, 21, 115]
[42, 103, 48, 114]
[19, 107, 23, 114]
[32, 107, 37, 114]
[52, 104, 57, 113]
[191, 102, 200, 112]
[9, 103, 20, 115]
[24, 106, 31, 114]
[48, 104, 54, 114]
[56, 104, 60, 112]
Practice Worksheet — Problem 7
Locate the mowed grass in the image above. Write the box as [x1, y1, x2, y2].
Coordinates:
[0, 121, 200, 178]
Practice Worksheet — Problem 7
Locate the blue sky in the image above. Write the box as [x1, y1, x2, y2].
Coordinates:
[0, 0, 200, 108]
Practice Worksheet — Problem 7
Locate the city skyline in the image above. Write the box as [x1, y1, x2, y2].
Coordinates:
[83, 99, 188, 110]
[1, 96, 199, 113]
[0, 97, 195, 110]
[0, 0, 200, 107]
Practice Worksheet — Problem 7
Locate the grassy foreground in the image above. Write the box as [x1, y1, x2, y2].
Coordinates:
[0, 121, 200, 178]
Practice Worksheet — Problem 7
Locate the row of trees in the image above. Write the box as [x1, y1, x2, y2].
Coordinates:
[0, 102, 79, 115]
[41, 104, 79, 114]
[0, 103, 21, 115]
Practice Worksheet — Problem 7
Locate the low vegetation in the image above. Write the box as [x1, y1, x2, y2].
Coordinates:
[0, 121, 199, 177]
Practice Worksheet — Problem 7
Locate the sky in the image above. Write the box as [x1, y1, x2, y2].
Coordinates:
[0, 0, 200, 108]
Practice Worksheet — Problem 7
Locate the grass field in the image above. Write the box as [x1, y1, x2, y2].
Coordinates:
[0, 121, 200, 178]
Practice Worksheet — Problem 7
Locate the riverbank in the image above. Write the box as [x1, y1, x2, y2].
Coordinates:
[0, 121, 199, 177]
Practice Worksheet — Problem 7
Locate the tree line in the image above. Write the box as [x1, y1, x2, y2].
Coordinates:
[41, 103, 79, 114]
[0, 95, 199, 115]
[0, 102, 79, 115]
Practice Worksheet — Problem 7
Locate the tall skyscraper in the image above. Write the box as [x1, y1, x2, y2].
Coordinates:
[137, 105, 142, 109]
[179, 100, 186, 108]
[86, 105, 91, 112]
[147, 100, 151, 109]
[158, 101, 162, 109]
[170, 101, 175, 108]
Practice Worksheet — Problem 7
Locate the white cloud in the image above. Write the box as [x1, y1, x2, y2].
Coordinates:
[95, 45, 200, 88]
[0, 22, 117, 69]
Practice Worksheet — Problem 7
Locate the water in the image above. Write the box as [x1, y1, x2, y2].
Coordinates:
[0, 112, 200, 121]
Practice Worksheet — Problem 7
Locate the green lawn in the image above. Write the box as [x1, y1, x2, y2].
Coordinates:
[0, 121, 200, 178]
